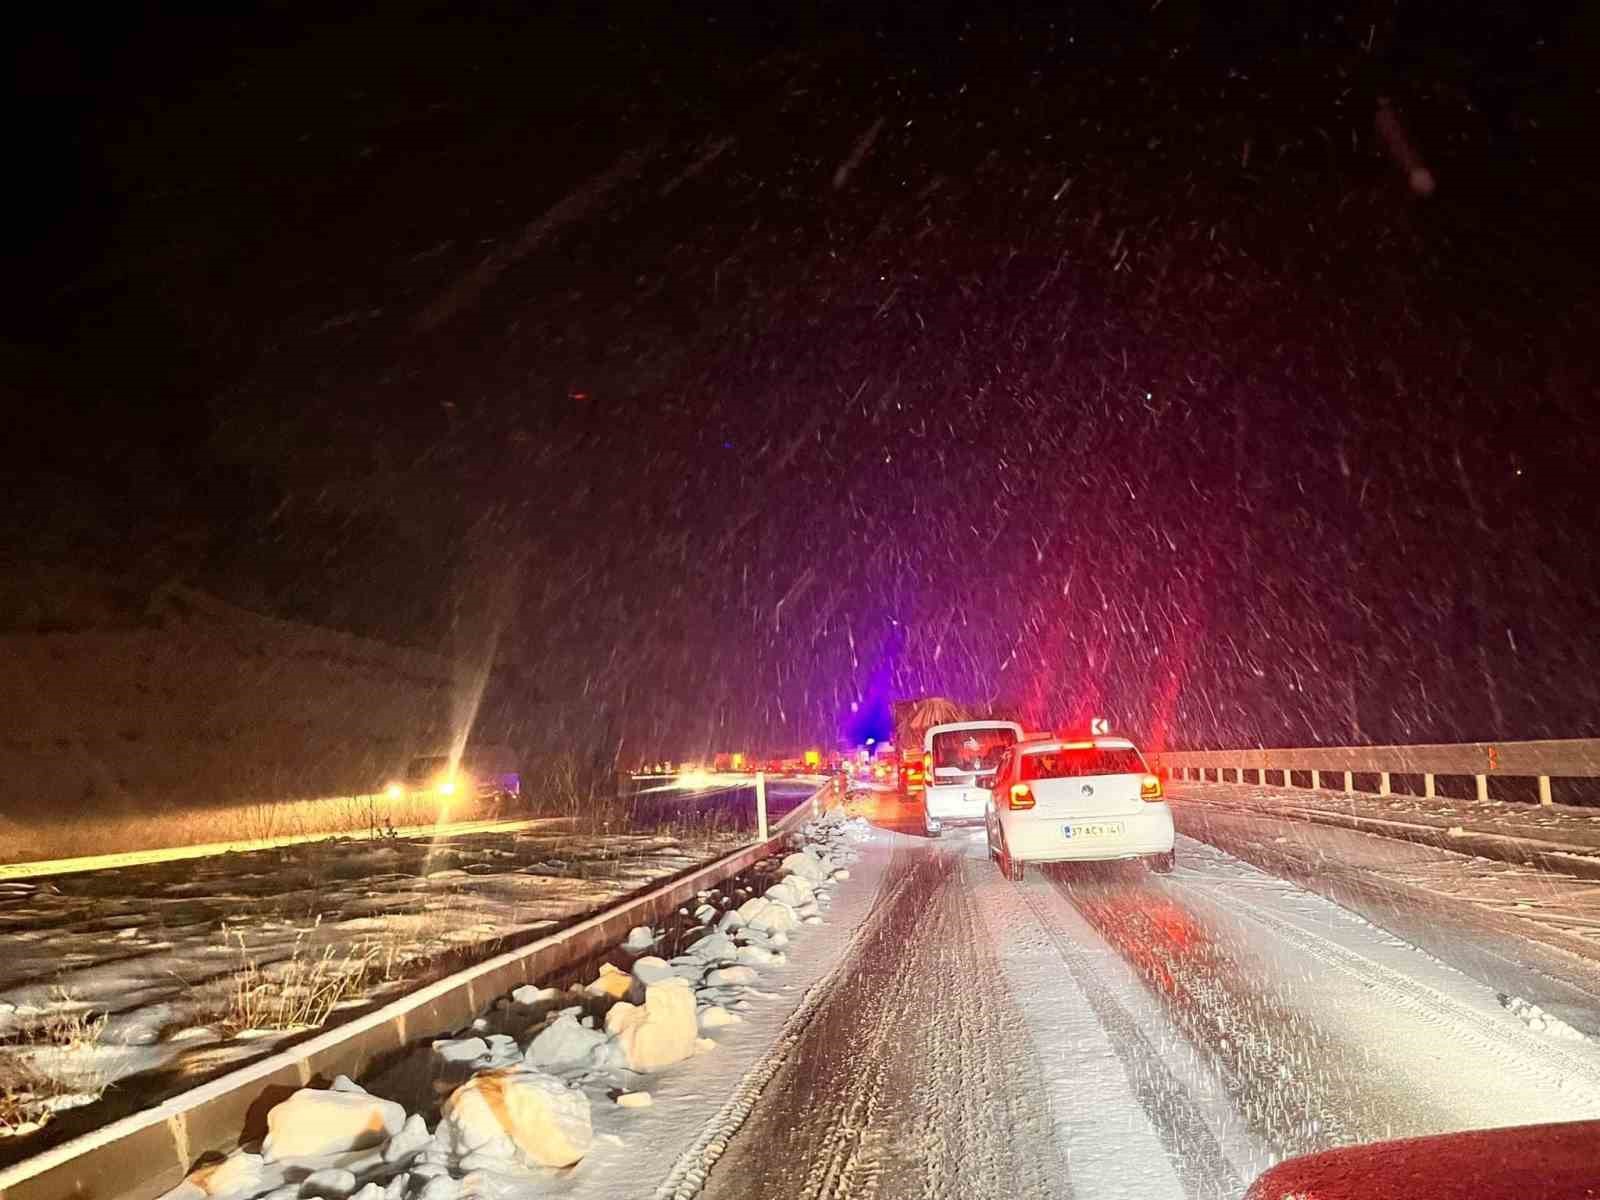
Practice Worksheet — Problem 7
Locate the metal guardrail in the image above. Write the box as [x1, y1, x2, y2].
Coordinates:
[1147, 738, 1600, 806]
[0, 780, 842, 1200]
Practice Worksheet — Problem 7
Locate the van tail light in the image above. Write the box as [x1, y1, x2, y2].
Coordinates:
[1008, 783, 1035, 810]
[1141, 773, 1164, 801]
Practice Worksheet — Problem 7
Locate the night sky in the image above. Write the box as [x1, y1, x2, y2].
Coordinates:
[7, 1, 1599, 757]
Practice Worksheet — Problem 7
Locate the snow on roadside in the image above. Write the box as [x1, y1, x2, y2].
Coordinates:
[0, 826, 742, 1144]
[159, 811, 876, 1200]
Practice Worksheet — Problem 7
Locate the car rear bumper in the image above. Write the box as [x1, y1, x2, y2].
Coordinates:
[923, 785, 989, 824]
[1002, 804, 1174, 863]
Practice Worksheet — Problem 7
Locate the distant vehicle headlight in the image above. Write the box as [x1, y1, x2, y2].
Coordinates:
[437, 777, 456, 796]
[386, 782, 404, 799]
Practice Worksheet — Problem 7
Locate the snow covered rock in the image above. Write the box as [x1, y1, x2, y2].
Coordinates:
[703, 965, 758, 987]
[736, 943, 784, 967]
[686, 931, 738, 961]
[510, 984, 559, 1008]
[329, 1075, 367, 1094]
[764, 879, 809, 908]
[586, 962, 634, 999]
[525, 1014, 608, 1073]
[630, 955, 676, 987]
[186, 1152, 264, 1196]
[383, 1113, 434, 1164]
[832, 868, 850, 881]
[781, 850, 831, 883]
[415, 1174, 460, 1200]
[437, 1068, 592, 1168]
[603, 977, 698, 1072]
[615, 1091, 653, 1108]
[736, 896, 798, 934]
[623, 925, 655, 952]
[693, 903, 717, 923]
[433, 1036, 490, 1069]
[301, 1169, 358, 1200]
[261, 1087, 406, 1160]
[716, 910, 743, 933]
[698, 1005, 741, 1030]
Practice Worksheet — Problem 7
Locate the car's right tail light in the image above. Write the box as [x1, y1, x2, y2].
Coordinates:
[1141, 773, 1164, 801]
[1008, 782, 1035, 810]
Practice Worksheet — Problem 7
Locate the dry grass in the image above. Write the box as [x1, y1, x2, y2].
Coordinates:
[211, 898, 498, 1036]
[216, 924, 382, 1035]
[0, 990, 112, 1137]
[1, 790, 508, 869]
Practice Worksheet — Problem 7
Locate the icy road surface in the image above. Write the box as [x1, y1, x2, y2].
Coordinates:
[700, 797, 1600, 1200]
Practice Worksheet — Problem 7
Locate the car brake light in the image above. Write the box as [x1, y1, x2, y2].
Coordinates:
[1009, 783, 1035, 810]
[1141, 773, 1163, 800]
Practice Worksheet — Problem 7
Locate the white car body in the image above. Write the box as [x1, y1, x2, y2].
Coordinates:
[985, 736, 1175, 879]
[919, 720, 1024, 836]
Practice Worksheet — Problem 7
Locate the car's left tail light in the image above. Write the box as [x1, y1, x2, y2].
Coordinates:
[1141, 773, 1164, 800]
[1008, 783, 1035, 810]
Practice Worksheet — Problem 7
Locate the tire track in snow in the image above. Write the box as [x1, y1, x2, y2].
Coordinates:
[696, 842, 1067, 1200]
[1012, 873, 1246, 1200]
[1175, 875, 1600, 1111]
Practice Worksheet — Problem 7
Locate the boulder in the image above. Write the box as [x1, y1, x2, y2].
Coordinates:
[187, 1152, 263, 1197]
[686, 931, 738, 961]
[630, 955, 676, 987]
[524, 1014, 608, 1073]
[703, 965, 758, 987]
[585, 962, 635, 999]
[382, 1113, 433, 1164]
[603, 978, 698, 1072]
[622, 925, 655, 952]
[697, 1005, 740, 1030]
[736, 896, 798, 934]
[509, 984, 559, 1008]
[436, 1068, 592, 1168]
[764, 880, 809, 908]
[781, 850, 831, 883]
[300, 1169, 358, 1200]
[261, 1088, 406, 1161]
[735, 943, 783, 967]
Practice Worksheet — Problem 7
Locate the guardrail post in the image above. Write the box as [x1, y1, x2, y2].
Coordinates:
[1283, 768, 1293, 788]
[1475, 773, 1488, 802]
[1424, 773, 1435, 799]
[1379, 771, 1391, 796]
[1539, 775, 1553, 806]
[755, 771, 769, 843]
[1259, 767, 1269, 785]
[1344, 770, 1353, 794]
[1310, 769, 1320, 790]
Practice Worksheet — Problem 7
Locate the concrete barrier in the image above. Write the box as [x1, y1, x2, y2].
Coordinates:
[0, 782, 839, 1200]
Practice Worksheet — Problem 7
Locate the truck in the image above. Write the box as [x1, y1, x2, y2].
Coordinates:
[889, 697, 969, 790]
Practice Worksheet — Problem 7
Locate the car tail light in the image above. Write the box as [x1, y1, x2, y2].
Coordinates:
[1141, 773, 1164, 801]
[1008, 783, 1035, 810]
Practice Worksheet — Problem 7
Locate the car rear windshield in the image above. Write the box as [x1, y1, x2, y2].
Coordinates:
[930, 728, 1016, 772]
[1020, 746, 1145, 780]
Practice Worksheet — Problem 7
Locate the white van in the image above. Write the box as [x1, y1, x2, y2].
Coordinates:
[919, 720, 1024, 837]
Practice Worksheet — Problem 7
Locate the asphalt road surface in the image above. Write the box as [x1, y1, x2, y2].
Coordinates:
[702, 790, 1600, 1200]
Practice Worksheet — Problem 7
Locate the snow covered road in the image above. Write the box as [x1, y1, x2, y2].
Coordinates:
[699, 808, 1600, 1200]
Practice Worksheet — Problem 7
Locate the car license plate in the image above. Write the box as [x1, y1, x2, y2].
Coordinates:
[1062, 822, 1124, 840]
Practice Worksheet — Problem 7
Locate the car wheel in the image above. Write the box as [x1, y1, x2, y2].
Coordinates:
[923, 813, 942, 839]
[1149, 849, 1176, 874]
[998, 838, 1024, 882]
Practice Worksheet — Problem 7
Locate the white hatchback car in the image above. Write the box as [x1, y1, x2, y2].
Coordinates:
[985, 735, 1175, 880]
